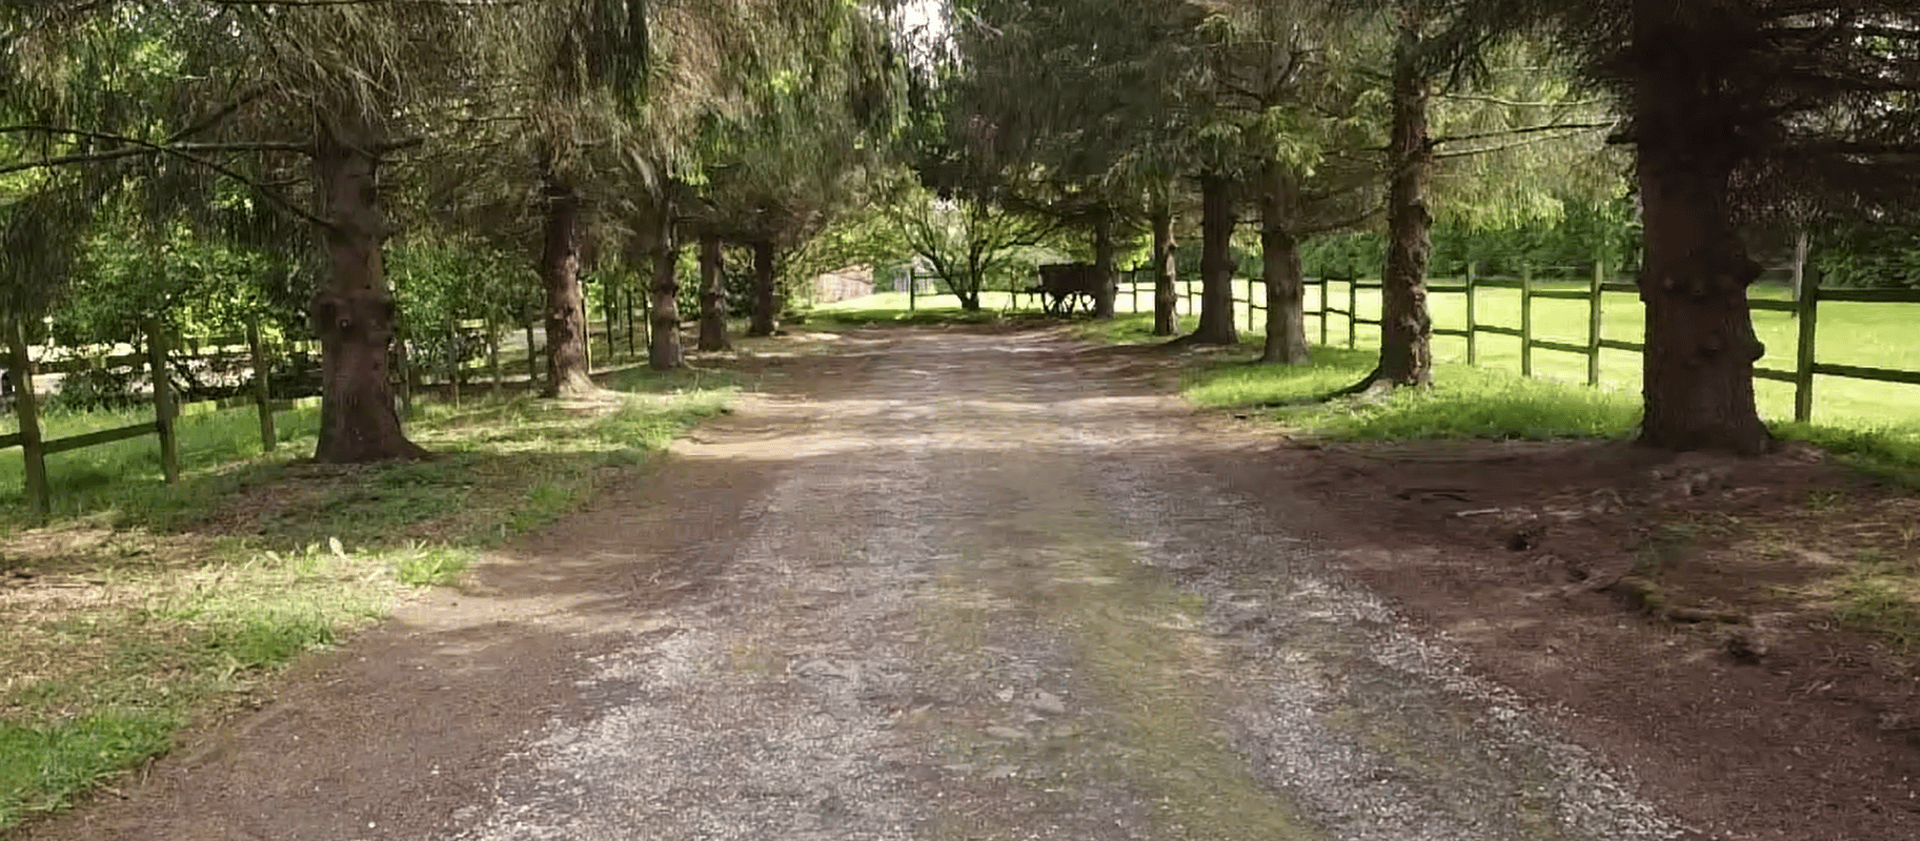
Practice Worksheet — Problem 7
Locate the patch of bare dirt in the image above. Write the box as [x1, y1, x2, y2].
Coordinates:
[1251, 435, 1920, 840]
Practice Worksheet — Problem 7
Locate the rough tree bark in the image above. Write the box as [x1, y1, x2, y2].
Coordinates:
[1632, 0, 1770, 454]
[540, 169, 595, 396]
[1259, 161, 1310, 364]
[1091, 209, 1118, 320]
[648, 198, 684, 371]
[747, 238, 779, 337]
[1180, 173, 1239, 346]
[310, 121, 427, 463]
[1151, 202, 1178, 336]
[1350, 11, 1435, 391]
[953, 279, 983, 312]
[697, 229, 731, 352]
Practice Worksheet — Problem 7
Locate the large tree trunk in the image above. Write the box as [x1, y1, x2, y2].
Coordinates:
[648, 200, 684, 371]
[697, 229, 731, 352]
[1632, 0, 1770, 454]
[540, 170, 595, 396]
[1151, 201, 1178, 336]
[1091, 209, 1118, 320]
[1259, 161, 1310, 364]
[955, 280, 982, 312]
[1182, 173, 1239, 345]
[310, 122, 426, 463]
[747, 238, 779, 337]
[1357, 11, 1436, 390]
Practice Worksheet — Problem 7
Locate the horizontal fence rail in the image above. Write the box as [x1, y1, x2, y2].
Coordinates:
[1016, 258, 1919, 429]
[5, 287, 654, 523]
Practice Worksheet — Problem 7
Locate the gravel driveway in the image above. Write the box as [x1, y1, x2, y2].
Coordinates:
[25, 327, 1693, 841]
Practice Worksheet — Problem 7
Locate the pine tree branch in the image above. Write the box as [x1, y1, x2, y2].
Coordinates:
[1437, 93, 1608, 109]
[0, 125, 309, 156]
[0, 139, 309, 176]
[0, 126, 330, 229]
[1431, 121, 1615, 147]
[165, 85, 274, 143]
[203, 0, 523, 7]
[1436, 128, 1606, 160]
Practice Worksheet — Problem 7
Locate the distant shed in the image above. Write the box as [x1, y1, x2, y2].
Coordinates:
[812, 267, 875, 304]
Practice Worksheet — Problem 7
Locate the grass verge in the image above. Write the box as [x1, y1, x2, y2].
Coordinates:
[1080, 313, 1920, 476]
[0, 365, 736, 830]
[1078, 312, 1920, 656]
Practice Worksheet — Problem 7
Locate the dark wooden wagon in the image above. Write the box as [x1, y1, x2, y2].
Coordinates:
[1027, 263, 1103, 316]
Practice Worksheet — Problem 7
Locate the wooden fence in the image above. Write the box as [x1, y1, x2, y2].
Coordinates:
[4, 290, 649, 523]
[1107, 263, 1920, 424]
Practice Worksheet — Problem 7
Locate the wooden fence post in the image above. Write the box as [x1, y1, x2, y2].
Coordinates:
[1790, 229, 1810, 318]
[1465, 262, 1479, 366]
[909, 270, 918, 311]
[8, 316, 50, 522]
[488, 319, 504, 399]
[525, 319, 538, 389]
[1520, 263, 1535, 379]
[1317, 277, 1329, 347]
[246, 313, 276, 452]
[1347, 275, 1358, 349]
[625, 287, 636, 355]
[1794, 273, 1819, 423]
[639, 286, 651, 345]
[1588, 259, 1604, 387]
[145, 320, 180, 484]
[601, 288, 613, 361]
[445, 315, 461, 408]
[394, 322, 414, 417]
[580, 299, 592, 373]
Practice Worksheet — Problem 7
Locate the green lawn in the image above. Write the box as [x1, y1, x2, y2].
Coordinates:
[0, 364, 736, 830]
[827, 278, 1920, 429]
[820, 281, 1920, 482]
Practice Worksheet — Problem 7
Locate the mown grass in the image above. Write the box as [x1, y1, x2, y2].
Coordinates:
[1064, 314, 1646, 442]
[829, 276, 1920, 427]
[0, 364, 736, 830]
[809, 292, 1027, 329]
[1066, 304, 1920, 479]
[1066, 308, 1920, 653]
[1187, 347, 1643, 442]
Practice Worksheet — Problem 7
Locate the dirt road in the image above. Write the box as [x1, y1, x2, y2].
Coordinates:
[25, 328, 1689, 841]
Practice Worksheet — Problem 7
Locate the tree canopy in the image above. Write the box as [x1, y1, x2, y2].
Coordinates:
[7, 0, 1918, 456]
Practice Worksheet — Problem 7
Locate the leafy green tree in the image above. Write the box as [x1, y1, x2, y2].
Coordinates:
[1176, 0, 1390, 360]
[941, 0, 1199, 326]
[443, 0, 660, 395]
[889, 188, 1057, 311]
[696, 12, 905, 342]
[779, 207, 912, 306]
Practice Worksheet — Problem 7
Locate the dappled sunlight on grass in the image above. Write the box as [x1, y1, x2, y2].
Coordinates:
[1074, 300, 1920, 476]
[1185, 347, 1640, 442]
[0, 372, 736, 828]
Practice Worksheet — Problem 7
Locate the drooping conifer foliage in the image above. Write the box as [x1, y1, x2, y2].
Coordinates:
[4, 0, 907, 456]
[1540, 0, 1920, 452]
[7, 1, 1918, 459]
